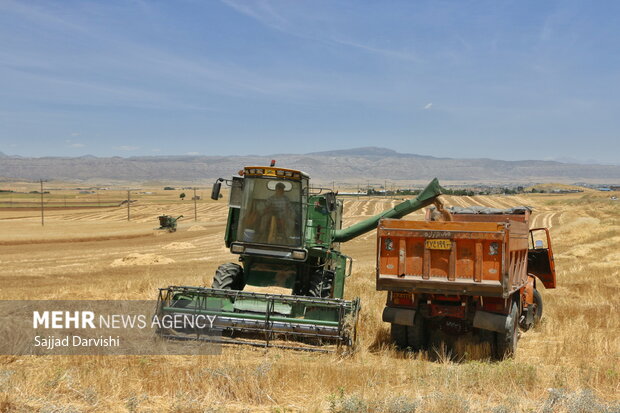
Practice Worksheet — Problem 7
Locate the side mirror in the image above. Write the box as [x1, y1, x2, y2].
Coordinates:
[211, 179, 223, 200]
[325, 192, 337, 212]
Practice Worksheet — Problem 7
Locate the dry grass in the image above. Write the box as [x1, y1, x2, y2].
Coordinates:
[0, 188, 619, 412]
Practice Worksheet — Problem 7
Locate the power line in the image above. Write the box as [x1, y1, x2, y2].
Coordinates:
[40, 179, 45, 226]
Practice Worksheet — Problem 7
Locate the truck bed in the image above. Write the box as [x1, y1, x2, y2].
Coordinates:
[376, 218, 530, 298]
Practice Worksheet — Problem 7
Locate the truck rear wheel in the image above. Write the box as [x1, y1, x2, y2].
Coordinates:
[390, 313, 426, 351]
[390, 324, 408, 349]
[495, 300, 519, 359]
[212, 263, 245, 290]
[407, 313, 426, 351]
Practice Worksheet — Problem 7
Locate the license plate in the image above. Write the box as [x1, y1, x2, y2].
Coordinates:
[392, 292, 412, 305]
[425, 239, 452, 250]
[392, 292, 411, 300]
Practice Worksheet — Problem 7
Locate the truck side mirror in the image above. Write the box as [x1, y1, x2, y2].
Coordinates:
[325, 192, 337, 212]
[211, 179, 223, 200]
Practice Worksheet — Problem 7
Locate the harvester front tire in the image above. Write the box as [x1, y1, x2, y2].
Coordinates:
[308, 270, 334, 298]
[212, 263, 245, 290]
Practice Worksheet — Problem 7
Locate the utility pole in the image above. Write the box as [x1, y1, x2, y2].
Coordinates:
[127, 190, 131, 221]
[193, 187, 197, 221]
[40, 179, 44, 226]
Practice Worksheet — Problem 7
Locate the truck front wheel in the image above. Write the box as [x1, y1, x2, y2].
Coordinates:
[520, 288, 543, 331]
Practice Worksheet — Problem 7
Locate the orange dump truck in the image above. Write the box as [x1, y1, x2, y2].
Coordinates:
[377, 206, 556, 358]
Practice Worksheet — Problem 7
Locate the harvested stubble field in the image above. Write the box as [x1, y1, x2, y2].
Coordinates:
[0, 186, 618, 412]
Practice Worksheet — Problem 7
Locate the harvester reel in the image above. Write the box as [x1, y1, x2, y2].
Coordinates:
[212, 263, 245, 290]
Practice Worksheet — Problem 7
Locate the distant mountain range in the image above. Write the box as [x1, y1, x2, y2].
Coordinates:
[0, 147, 619, 184]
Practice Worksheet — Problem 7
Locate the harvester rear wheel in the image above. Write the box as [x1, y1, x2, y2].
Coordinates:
[212, 263, 245, 290]
[495, 300, 519, 359]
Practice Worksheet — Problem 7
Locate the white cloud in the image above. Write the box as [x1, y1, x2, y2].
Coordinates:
[222, 0, 421, 63]
[424, 103, 433, 110]
[116, 145, 139, 151]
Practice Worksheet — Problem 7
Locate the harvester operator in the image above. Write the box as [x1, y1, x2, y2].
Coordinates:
[262, 182, 295, 244]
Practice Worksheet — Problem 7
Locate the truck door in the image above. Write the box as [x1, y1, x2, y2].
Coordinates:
[527, 228, 556, 289]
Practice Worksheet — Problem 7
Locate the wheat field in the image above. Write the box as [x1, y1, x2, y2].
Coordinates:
[0, 186, 618, 412]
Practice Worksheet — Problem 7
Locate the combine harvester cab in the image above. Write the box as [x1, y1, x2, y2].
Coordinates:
[156, 164, 443, 352]
[377, 206, 557, 359]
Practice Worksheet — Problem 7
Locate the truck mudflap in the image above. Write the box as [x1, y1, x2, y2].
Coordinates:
[156, 286, 360, 352]
[382, 307, 416, 327]
[473, 310, 511, 333]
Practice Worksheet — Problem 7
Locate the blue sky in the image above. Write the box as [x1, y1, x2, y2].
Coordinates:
[0, 0, 618, 163]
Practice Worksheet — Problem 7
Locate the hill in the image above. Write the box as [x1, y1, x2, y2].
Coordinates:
[0, 147, 619, 183]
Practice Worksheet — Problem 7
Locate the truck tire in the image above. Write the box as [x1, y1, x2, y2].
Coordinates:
[407, 313, 427, 351]
[308, 270, 334, 298]
[212, 263, 245, 290]
[391, 313, 426, 351]
[495, 300, 519, 359]
[532, 289, 543, 326]
[519, 288, 543, 331]
[391, 323, 409, 349]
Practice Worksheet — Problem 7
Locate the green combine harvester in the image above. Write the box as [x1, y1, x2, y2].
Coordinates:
[156, 163, 443, 351]
[158, 215, 183, 232]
